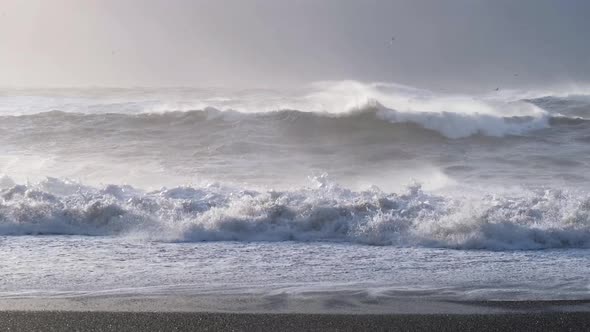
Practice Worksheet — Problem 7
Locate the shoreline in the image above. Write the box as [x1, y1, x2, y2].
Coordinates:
[1, 296, 589, 314]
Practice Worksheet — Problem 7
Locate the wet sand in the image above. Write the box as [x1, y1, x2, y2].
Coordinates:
[0, 310, 589, 331]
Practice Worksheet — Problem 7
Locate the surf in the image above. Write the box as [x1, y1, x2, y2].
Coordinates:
[0, 176, 588, 250]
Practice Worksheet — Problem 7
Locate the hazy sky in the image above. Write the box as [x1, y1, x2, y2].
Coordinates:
[1, 0, 589, 91]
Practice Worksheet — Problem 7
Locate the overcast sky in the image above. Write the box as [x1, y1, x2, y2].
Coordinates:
[1, 0, 589, 91]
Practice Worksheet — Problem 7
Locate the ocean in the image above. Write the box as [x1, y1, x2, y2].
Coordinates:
[0, 81, 588, 310]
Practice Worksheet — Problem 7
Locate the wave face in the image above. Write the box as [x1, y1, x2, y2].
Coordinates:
[0, 106, 557, 140]
[0, 177, 589, 250]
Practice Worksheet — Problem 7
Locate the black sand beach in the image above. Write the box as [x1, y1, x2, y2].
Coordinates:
[0, 311, 589, 331]
[0, 299, 589, 331]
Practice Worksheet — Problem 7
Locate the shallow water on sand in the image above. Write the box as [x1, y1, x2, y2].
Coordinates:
[1, 236, 587, 302]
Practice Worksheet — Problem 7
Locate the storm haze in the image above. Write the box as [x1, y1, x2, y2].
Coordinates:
[1, 0, 589, 91]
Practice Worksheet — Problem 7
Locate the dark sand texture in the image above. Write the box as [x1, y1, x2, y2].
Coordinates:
[0, 311, 589, 332]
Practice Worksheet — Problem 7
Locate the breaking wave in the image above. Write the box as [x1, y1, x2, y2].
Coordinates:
[0, 176, 589, 250]
[5, 80, 587, 138]
[0, 105, 569, 140]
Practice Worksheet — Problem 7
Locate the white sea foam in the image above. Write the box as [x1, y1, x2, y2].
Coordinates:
[0, 177, 588, 250]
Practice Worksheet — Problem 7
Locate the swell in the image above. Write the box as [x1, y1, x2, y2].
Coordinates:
[0, 176, 589, 250]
